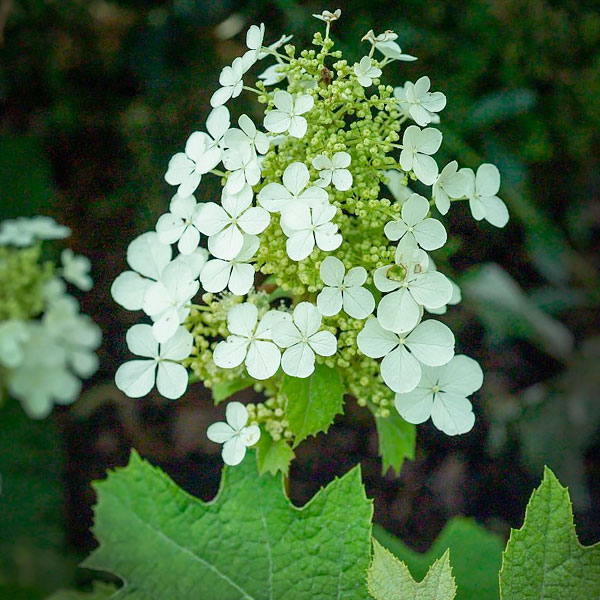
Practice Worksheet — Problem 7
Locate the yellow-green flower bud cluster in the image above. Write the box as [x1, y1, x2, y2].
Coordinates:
[247, 393, 292, 442]
[0, 245, 54, 321]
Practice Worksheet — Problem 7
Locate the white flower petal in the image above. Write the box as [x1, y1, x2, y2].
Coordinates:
[481, 196, 509, 228]
[237, 206, 270, 235]
[394, 387, 434, 424]
[228, 303, 258, 337]
[283, 162, 310, 196]
[409, 271, 453, 309]
[431, 393, 475, 435]
[127, 232, 172, 280]
[160, 326, 193, 361]
[401, 194, 430, 226]
[381, 346, 422, 393]
[293, 302, 321, 337]
[377, 288, 421, 334]
[320, 255, 345, 286]
[343, 266, 367, 287]
[413, 218, 447, 250]
[222, 436, 247, 465]
[229, 263, 255, 295]
[156, 361, 189, 399]
[257, 182, 292, 213]
[226, 401, 249, 430]
[213, 336, 249, 369]
[286, 230, 315, 261]
[200, 259, 232, 293]
[111, 271, 152, 311]
[288, 115, 307, 138]
[317, 287, 343, 316]
[281, 343, 315, 378]
[208, 224, 244, 260]
[476, 163, 501, 197]
[264, 110, 290, 134]
[412, 153, 439, 186]
[126, 323, 158, 358]
[206, 422, 235, 444]
[307, 330, 337, 357]
[178, 225, 201, 255]
[115, 360, 156, 398]
[437, 355, 484, 396]
[406, 320, 454, 366]
[246, 340, 281, 379]
[272, 318, 302, 348]
[357, 317, 399, 358]
[342, 286, 375, 319]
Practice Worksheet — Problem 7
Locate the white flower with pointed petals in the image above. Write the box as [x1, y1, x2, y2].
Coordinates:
[384, 193, 447, 251]
[264, 91, 314, 139]
[280, 202, 342, 261]
[222, 145, 262, 194]
[197, 184, 269, 260]
[258, 161, 328, 213]
[115, 324, 192, 399]
[210, 56, 251, 108]
[432, 161, 470, 215]
[213, 303, 287, 380]
[164, 131, 221, 197]
[224, 114, 270, 155]
[143, 261, 199, 343]
[258, 63, 286, 86]
[156, 194, 204, 254]
[312, 9, 341, 22]
[395, 354, 483, 435]
[400, 125, 442, 186]
[61, 249, 92, 291]
[357, 317, 454, 394]
[206, 402, 260, 466]
[464, 164, 509, 228]
[374, 39, 417, 62]
[395, 76, 446, 127]
[375, 238, 453, 333]
[312, 152, 353, 191]
[200, 234, 258, 295]
[111, 232, 172, 311]
[353, 56, 382, 87]
[205, 105, 231, 151]
[317, 256, 375, 319]
[272, 302, 337, 378]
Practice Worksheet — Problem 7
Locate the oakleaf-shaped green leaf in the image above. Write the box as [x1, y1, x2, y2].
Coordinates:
[367, 540, 456, 599]
[282, 363, 345, 447]
[499, 467, 600, 599]
[375, 412, 415, 476]
[211, 376, 253, 404]
[47, 582, 118, 599]
[84, 450, 373, 599]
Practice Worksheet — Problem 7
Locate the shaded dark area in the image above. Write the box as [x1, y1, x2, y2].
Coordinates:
[1, 0, 599, 596]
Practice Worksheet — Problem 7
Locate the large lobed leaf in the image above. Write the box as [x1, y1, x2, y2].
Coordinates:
[499, 467, 600, 599]
[84, 450, 373, 599]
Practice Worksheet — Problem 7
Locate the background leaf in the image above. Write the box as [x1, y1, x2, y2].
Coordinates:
[374, 517, 503, 600]
[367, 540, 456, 600]
[84, 450, 373, 599]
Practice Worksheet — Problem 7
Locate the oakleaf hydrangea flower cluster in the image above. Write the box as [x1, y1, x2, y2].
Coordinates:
[112, 12, 507, 466]
[0, 217, 101, 418]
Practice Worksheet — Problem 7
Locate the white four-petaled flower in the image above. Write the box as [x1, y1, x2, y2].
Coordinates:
[243, 23, 265, 66]
[357, 317, 454, 394]
[206, 401, 260, 466]
[198, 184, 270, 260]
[400, 125, 442, 186]
[432, 161, 470, 215]
[224, 114, 270, 155]
[213, 303, 287, 380]
[258, 161, 328, 213]
[384, 193, 447, 251]
[272, 302, 337, 378]
[222, 145, 262, 194]
[281, 202, 342, 261]
[353, 56, 382, 87]
[142, 261, 199, 343]
[155, 194, 204, 255]
[115, 324, 193, 399]
[317, 256, 375, 319]
[200, 234, 258, 295]
[464, 164, 509, 228]
[394, 76, 446, 127]
[264, 91, 314, 138]
[394, 354, 483, 435]
[210, 56, 252, 108]
[165, 131, 221, 197]
[375, 238, 452, 333]
[312, 152, 353, 191]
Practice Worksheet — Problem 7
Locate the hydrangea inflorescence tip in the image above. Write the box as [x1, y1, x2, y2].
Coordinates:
[111, 10, 506, 467]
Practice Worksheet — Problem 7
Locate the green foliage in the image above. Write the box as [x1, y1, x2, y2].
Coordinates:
[211, 376, 254, 404]
[256, 433, 295, 477]
[367, 540, 456, 600]
[375, 411, 416, 476]
[0, 402, 77, 598]
[47, 583, 118, 600]
[84, 450, 373, 599]
[375, 518, 503, 600]
[282, 364, 345, 448]
[499, 467, 600, 599]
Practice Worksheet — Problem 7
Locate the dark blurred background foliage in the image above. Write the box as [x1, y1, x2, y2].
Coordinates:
[0, 0, 599, 596]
